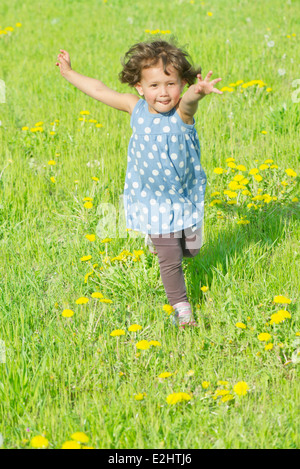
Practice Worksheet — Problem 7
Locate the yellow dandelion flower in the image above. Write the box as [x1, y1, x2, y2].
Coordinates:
[134, 393, 146, 401]
[84, 271, 93, 283]
[80, 255, 92, 262]
[22, 126, 29, 131]
[75, 297, 89, 305]
[135, 340, 150, 350]
[221, 86, 235, 92]
[30, 435, 49, 449]
[227, 162, 236, 169]
[254, 174, 263, 182]
[249, 168, 259, 175]
[163, 304, 174, 315]
[209, 199, 223, 206]
[201, 381, 210, 389]
[166, 392, 191, 405]
[237, 219, 250, 224]
[100, 238, 112, 243]
[50, 177, 56, 183]
[258, 332, 272, 342]
[158, 372, 173, 379]
[225, 190, 237, 199]
[61, 440, 81, 449]
[149, 340, 161, 347]
[265, 343, 273, 351]
[200, 286, 209, 292]
[236, 164, 247, 171]
[270, 310, 291, 324]
[92, 176, 99, 181]
[233, 174, 245, 182]
[128, 324, 143, 332]
[292, 197, 298, 203]
[110, 329, 125, 337]
[273, 295, 291, 304]
[213, 389, 230, 399]
[285, 168, 297, 177]
[261, 130, 267, 134]
[80, 110, 90, 115]
[221, 394, 234, 403]
[84, 201, 93, 209]
[227, 181, 240, 190]
[99, 298, 113, 303]
[48, 160, 56, 165]
[235, 322, 246, 329]
[71, 432, 89, 444]
[62, 309, 74, 318]
[85, 234, 96, 242]
[91, 292, 104, 299]
[233, 381, 249, 396]
[213, 167, 224, 174]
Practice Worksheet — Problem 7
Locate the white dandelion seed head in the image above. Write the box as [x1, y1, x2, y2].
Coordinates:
[278, 68, 286, 76]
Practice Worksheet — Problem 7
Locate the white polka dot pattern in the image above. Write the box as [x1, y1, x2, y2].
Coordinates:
[124, 99, 206, 234]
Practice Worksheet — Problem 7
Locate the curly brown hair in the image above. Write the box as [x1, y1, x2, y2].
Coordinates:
[119, 39, 201, 87]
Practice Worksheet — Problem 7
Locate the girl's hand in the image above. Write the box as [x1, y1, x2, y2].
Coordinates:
[194, 71, 223, 96]
[56, 49, 72, 76]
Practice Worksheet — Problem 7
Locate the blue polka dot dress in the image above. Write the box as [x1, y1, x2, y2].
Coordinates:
[123, 98, 207, 235]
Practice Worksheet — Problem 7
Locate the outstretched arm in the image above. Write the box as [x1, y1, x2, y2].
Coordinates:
[56, 49, 139, 114]
[179, 71, 223, 118]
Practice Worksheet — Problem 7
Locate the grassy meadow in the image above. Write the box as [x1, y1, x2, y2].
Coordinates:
[0, 0, 299, 449]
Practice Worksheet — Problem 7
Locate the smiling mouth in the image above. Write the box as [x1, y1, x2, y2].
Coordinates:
[158, 100, 170, 105]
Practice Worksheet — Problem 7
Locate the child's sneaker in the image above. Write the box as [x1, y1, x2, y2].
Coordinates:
[172, 301, 198, 328]
[145, 234, 157, 255]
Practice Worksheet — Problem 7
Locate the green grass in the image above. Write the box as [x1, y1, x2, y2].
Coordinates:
[0, 0, 299, 449]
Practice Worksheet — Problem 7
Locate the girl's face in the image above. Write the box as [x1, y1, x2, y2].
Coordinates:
[135, 60, 187, 114]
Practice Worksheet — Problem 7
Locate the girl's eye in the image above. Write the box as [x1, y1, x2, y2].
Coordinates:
[168, 83, 174, 86]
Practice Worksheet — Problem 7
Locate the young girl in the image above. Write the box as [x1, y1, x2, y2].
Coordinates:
[56, 39, 222, 328]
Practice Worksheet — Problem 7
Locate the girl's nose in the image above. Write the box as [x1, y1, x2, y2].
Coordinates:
[160, 86, 168, 96]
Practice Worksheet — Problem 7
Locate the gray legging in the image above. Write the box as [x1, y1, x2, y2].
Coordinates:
[149, 226, 203, 306]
